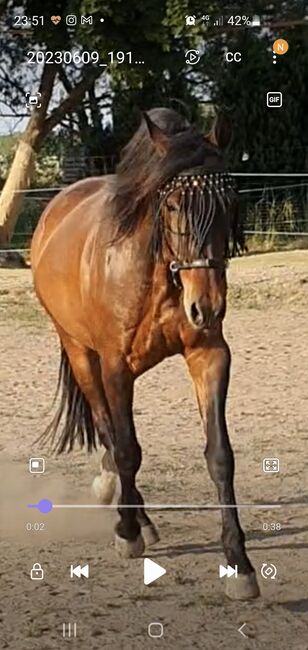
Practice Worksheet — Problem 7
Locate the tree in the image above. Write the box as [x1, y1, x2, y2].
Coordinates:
[169, 0, 308, 171]
[0, 0, 107, 243]
[1, 0, 306, 244]
[0, 0, 200, 244]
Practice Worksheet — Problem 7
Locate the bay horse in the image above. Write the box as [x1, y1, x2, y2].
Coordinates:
[31, 107, 259, 600]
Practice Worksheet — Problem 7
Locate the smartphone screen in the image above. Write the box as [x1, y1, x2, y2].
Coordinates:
[1, 2, 308, 649]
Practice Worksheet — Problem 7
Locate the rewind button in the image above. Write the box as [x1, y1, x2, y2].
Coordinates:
[70, 564, 89, 579]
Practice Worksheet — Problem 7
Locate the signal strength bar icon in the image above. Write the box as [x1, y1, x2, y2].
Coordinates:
[213, 16, 224, 26]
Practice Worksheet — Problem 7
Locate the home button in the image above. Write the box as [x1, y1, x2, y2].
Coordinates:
[148, 622, 164, 638]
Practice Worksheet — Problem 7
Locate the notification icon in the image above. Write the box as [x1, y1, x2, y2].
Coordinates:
[272, 39, 289, 64]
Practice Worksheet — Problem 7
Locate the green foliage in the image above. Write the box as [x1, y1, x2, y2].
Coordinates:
[0, 133, 62, 187]
[0, 135, 18, 185]
[1, 0, 307, 173]
[205, 25, 308, 172]
[10, 196, 43, 249]
[0, 134, 18, 156]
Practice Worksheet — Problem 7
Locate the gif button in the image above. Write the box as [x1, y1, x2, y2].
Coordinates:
[267, 92, 282, 108]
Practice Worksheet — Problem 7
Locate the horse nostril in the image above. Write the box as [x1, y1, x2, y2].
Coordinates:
[213, 303, 225, 321]
[190, 302, 204, 327]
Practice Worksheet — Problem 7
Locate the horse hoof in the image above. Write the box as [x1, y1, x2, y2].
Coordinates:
[114, 533, 145, 559]
[141, 523, 160, 547]
[91, 470, 117, 504]
[225, 571, 260, 600]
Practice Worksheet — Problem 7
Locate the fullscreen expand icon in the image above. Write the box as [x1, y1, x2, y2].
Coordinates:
[263, 458, 280, 473]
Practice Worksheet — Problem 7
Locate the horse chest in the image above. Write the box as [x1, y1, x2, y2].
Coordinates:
[126, 298, 183, 376]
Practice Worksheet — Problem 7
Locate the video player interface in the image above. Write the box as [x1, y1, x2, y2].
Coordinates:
[0, 2, 308, 649]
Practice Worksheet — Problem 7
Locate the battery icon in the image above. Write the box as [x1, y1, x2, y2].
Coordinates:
[251, 15, 261, 26]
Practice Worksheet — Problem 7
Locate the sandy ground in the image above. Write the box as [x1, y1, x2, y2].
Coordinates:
[1, 250, 308, 650]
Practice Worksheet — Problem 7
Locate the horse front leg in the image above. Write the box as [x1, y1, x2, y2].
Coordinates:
[185, 338, 260, 600]
[101, 358, 158, 557]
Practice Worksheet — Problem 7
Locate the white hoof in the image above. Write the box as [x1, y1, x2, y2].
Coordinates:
[225, 571, 260, 600]
[114, 533, 145, 558]
[141, 523, 160, 547]
[91, 470, 118, 504]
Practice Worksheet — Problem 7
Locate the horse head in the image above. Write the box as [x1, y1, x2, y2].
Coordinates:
[145, 112, 243, 330]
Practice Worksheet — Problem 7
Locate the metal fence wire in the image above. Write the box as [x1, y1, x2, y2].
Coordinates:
[2, 173, 308, 252]
[236, 174, 308, 239]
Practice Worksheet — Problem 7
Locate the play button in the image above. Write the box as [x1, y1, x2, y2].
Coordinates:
[144, 558, 166, 585]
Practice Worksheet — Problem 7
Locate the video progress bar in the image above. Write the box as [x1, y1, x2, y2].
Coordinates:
[53, 503, 282, 510]
[27, 499, 283, 513]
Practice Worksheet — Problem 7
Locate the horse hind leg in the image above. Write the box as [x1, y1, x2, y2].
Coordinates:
[46, 328, 119, 505]
[50, 329, 159, 545]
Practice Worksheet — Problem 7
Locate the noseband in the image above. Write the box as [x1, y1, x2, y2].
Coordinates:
[169, 258, 229, 289]
[156, 169, 236, 289]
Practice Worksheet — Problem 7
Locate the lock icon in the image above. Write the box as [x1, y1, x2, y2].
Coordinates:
[185, 15, 196, 25]
[30, 562, 44, 580]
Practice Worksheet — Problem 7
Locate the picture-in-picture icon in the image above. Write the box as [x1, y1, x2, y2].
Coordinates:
[29, 457, 45, 473]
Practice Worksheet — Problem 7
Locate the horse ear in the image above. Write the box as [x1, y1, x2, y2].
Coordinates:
[143, 112, 170, 155]
[206, 113, 232, 149]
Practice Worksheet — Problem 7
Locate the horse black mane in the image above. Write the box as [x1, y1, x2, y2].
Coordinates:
[112, 107, 244, 256]
[113, 108, 191, 231]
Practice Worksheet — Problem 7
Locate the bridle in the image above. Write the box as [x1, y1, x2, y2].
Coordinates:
[169, 258, 229, 289]
[156, 168, 235, 289]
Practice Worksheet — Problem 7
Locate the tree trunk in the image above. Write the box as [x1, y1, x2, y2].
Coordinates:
[0, 64, 102, 246]
[0, 64, 57, 246]
[0, 141, 36, 245]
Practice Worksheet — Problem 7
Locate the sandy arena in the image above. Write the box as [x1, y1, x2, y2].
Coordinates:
[1, 250, 308, 650]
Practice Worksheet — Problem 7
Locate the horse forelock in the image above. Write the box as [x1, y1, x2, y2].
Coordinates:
[152, 171, 243, 261]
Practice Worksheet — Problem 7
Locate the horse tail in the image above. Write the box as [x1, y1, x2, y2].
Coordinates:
[37, 347, 98, 454]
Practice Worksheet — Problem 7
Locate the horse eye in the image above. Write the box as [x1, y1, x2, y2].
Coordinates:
[166, 200, 178, 212]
